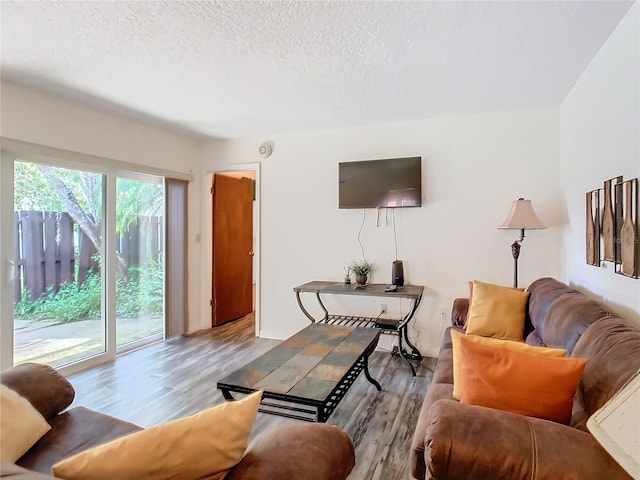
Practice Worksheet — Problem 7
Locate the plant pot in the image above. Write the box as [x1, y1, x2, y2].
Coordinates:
[355, 274, 368, 286]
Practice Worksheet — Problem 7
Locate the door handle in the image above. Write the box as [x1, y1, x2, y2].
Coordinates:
[7, 259, 15, 282]
[249, 252, 254, 257]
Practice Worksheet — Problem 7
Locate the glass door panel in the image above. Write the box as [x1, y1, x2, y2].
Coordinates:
[13, 161, 105, 368]
[115, 177, 164, 348]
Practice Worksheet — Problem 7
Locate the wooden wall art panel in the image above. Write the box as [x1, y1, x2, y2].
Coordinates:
[602, 178, 616, 262]
[587, 175, 639, 279]
[586, 189, 600, 266]
[615, 178, 638, 278]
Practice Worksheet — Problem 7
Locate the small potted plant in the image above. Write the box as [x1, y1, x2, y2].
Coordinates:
[346, 259, 375, 286]
[343, 266, 351, 284]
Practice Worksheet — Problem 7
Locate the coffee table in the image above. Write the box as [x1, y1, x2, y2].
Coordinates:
[217, 323, 381, 422]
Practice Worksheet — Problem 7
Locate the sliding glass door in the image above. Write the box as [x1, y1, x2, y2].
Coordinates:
[115, 176, 164, 349]
[13, 162, 106, 368]
[9, 160, 166, 370]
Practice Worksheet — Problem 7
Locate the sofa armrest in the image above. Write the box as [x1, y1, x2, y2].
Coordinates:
[0, 461, 57, 479]
[0, 364, 74, 421]
[451, 298, 469, 327]
[424, 400, 631, 480]
[226, 424, 355, 480]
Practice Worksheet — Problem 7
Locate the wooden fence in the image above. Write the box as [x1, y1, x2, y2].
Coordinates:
[14, 210, 162, 302]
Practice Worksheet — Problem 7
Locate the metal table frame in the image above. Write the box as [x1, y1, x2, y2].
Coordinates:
[294, 281, 424, 376]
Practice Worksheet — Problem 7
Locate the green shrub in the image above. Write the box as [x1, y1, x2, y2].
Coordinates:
[116, 261, 163, 317]
[14, 261, 163, 322]
[15, 275, 102, 322]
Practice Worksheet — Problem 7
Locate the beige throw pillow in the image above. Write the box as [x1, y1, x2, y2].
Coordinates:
[0, 384, 51, 462]
[465, 280, 530, 341]
[52, 390, 263, 480]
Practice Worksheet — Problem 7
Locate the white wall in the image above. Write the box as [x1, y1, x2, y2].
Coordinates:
[201, 108, 563, 357]
[560, 2, 640, 326]
[0, 81, 204, 333]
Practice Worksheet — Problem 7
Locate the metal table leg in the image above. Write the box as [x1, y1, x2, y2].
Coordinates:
[363, 343, 382, 390]
[395, 333, 417, 376]
[401, 325, 422, 361]
[220, 388, 235, 401]
[295, 291, 318, 322]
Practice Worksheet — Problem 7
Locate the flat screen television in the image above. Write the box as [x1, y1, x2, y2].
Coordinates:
[338, 156, 422, 209]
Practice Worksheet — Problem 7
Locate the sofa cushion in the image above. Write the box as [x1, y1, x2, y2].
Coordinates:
[424, 399, 631, 480]
[432, 328, 458, 385]
[450, 330, 567, 401]
[456, 332, 586, 424]
[0, 363, 75, 421]
[226, 424, 355, 480]
[526, 277, 579, 334]
[0, 385, 51, 462]
[465, 280, 529, 341]
[17, 406, 141, 474]
[572, 317, 640, 416]
[52, 391, 262, 480]
[432, 348, 454, 385]
[451, 298, 470, 327]
[410, 383, 455, 480]
[571, 398, 591, 432]
[524, 330, 545, 346]
[438, 326, 456, 353]
[0, 460, 57, 479]
[535, 293, 611, 353]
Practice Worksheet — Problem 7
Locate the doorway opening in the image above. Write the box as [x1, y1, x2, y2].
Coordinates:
[210, 166, 259, 336]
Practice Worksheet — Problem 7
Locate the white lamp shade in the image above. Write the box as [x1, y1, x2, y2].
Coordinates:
[499, 198, 547, 230]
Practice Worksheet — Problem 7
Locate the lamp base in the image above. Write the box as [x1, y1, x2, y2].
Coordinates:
[511, 240, 522, 288]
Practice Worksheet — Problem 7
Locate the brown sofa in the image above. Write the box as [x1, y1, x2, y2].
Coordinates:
[410, 277, 640, 480]
[0, 363, 355, 480]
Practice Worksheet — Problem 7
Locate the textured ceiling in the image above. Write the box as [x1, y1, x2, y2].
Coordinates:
[0, 1, 634, 140]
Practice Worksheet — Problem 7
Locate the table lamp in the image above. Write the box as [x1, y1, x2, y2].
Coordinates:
[499, 198, 547, 287]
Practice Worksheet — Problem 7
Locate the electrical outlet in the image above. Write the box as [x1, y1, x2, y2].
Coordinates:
[380, 304, 388, 314]
[438, 307, 447, 321]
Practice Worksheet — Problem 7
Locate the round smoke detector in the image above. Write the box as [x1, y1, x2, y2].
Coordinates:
[258, 142, 273, 158]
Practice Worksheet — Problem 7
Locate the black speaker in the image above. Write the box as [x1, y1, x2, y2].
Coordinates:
[392, 260, 404, 286]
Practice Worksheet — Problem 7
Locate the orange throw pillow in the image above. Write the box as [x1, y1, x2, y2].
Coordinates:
[465, 280, 525, 327]
[465, 280, 529, 341]
[450, 329, 567, 400]
[456, 332, 586, 424]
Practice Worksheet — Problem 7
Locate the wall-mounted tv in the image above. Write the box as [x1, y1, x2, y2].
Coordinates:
[338, 156, 422, 209]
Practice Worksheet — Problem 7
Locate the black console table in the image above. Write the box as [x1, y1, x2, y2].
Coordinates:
[293, 281, 424, 376]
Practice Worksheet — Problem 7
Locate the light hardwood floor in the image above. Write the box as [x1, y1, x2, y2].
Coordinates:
[68, 315, 435, 480]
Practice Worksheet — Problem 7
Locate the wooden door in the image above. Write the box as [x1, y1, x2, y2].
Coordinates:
[212, 174, 254, 326]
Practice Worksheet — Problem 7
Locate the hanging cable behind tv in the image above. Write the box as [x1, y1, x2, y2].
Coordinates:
[391, 209, 404, 286]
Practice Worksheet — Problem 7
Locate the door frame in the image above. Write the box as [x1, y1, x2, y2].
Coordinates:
[207, 163, 260, 337]
[0, 151, 17, 369]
